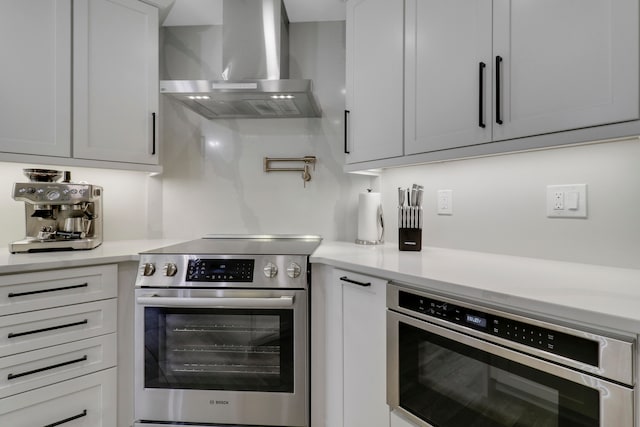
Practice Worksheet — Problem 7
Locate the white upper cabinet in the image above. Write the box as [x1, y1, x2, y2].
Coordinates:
[345, 0, 404, 164]
[405, 0, 492, 155]
[0, 0, 72, 157]
[347, 0, 640, 168]
[73, 0, 159, 164]
[492, 0, 639, 141]
[0, 0, 159, 169]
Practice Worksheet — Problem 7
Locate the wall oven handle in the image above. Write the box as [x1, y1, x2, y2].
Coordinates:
[136, 295, 295, 308]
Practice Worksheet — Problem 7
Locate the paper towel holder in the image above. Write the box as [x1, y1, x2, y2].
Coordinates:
[356, 189, 384, 245]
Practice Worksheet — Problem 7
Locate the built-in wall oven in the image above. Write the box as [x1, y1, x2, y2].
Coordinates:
[387, 283, 635, 427]
[133, 235, 321, 427]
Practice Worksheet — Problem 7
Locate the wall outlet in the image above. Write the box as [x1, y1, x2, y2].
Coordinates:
[546, 184, 587, 218]
[437, 189, 453, 215]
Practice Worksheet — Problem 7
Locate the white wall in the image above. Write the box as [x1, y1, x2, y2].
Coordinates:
[381, 138, 640, 269]
[0, 162, 154, 247]
[159, 22, 371, 241]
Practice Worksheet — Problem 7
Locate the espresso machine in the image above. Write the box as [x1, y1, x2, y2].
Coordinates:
[10, 169, 103, 253]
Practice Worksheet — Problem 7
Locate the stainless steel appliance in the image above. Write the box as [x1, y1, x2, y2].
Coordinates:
[134, 235, 321, 427]
[10, 169, 103, 253]
[160, 0, 321, 119]
[387, 283, 635, 427]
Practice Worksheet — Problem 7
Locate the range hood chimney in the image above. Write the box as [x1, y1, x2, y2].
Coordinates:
[160, 0, 322, 119]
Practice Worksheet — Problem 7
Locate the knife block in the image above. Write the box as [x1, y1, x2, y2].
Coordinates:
[399, 228, 422, 251]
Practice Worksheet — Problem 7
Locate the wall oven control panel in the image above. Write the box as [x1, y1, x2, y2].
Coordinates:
[398, 290, 599, 366]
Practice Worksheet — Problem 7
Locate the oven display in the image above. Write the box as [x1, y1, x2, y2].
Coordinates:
[186, 259, 254, 282]
[465, 314, 487, 328]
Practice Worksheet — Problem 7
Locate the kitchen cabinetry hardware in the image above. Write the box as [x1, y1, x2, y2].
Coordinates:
[263, 156, 317, 187]
[152, 112, 156, 155]
[344, 110, 350, 154]
[479, 62, 486, 128]
[339, 276, 371, 287]
[7, 355, 88, 381]
[8, 319, 89, 339]
[8, 283, 88, 298]
[495, 56, 503, 125]
[44, 409, 87, 427]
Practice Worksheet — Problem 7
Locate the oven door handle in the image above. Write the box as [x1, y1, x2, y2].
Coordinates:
[136, 295, 295, 308]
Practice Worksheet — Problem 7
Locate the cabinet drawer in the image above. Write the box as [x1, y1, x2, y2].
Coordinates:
[0, 333, 116, 398]
[0, 367, 116, 427]
[0, 299, 117, 358]
[0, 265, 117, 316]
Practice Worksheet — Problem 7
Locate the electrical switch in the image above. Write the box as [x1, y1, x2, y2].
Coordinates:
[546, 184, 587, 218]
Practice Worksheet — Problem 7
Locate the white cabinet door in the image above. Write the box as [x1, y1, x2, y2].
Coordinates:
[405, 0, 492, 155]
[390, 410, 418, 427]
[345, 0, 404, 164]
[0, 0, 71, 157]
[0, 368, 116, 427]
[340, 271, 389, 427]
[73, 0, 159, 164]
[492, 0, 639, 141]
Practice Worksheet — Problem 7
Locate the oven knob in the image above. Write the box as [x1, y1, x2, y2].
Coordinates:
[140, 263, 156, 276]
[263, 262, 278, 278]
[163, 263, 178, 277]
[286, 262, 301, 278]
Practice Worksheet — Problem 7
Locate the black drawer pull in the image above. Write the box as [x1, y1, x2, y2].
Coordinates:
[495, 55, 503, 125]
[151, 112, 157, 155]
[339, 276, 371, 287]
[43, 410, 87, 427]
[344, 110, 350, 154]
[8, 355, 88, 380]
[8, 283, 89, 298]
[8, 319, 89, 339]
[478, 61, 486, 128]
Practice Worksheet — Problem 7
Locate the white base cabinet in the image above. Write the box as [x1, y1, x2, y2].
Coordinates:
[311, 265, 389, 427]
[0, 368, 117, 427]
[0, 265, 118, 426]
[390, 410, 418, 427]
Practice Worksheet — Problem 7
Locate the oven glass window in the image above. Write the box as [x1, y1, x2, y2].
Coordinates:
[398, 323, 599, 427]
[144, 308, 294, 392]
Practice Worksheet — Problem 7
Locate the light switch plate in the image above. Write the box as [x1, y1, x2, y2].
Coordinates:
[546, 184, 587, 218]
[437, 189, 453, 215]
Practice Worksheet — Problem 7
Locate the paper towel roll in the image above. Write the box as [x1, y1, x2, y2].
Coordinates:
[357, 191, 382, 244]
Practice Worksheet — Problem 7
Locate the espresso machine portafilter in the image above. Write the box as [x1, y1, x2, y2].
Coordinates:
[10, 169, 103, 253]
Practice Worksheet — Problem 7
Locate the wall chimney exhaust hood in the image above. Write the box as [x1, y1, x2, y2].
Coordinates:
[160, 0, 322, 119]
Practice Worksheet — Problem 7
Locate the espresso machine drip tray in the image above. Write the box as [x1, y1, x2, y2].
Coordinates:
[10, 169, 103, 254]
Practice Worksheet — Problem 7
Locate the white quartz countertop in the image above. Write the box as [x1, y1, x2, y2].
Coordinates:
[1, 239, 638, 334]
[311, 241, 640, 334]
[0, 239, 182, 274]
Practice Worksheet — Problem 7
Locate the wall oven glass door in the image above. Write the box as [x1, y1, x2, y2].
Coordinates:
[387, 311, 633, 427]
[135, 288, 308, 426]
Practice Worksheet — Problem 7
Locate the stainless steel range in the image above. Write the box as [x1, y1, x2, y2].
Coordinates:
[133, 234, 321, 427]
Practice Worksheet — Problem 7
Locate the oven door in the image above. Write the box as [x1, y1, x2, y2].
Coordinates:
[387, 310, 634, 427]
[134, 288, 307, 426]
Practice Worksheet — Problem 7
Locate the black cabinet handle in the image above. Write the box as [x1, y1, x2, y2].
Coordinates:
[344, 110, 350, 154]
[8, 355, 88, 380]
[339, 276, 371, 287]
[495, 56, 503, 125]
[479, 62, 486, 128]
[151, 112, 157, 155]
[43, 410, 88, 427]
[8, 319, 89, 339]
[8, 283, 88, 298]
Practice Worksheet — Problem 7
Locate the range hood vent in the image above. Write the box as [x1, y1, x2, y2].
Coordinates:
[160, 0, 322, 119]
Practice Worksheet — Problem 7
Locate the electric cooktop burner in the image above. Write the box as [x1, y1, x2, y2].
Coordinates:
[142, 234, 322, 256]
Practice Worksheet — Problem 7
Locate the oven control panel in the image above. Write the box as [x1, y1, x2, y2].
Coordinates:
[186, 259, 254, 282]
[398, 291, 598, 367]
